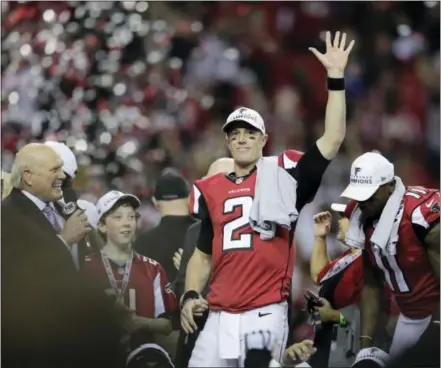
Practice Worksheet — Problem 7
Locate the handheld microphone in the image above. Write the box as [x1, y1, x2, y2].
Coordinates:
[59, 181, 92, 251]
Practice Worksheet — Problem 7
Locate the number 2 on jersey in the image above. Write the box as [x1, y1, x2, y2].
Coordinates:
[222, 196, 253, 251]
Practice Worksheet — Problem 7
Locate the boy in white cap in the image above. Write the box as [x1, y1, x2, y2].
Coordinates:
[84, 190, 178, 357]
[339, 151, 439, 363]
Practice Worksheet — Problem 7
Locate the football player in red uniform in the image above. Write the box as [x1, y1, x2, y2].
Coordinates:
[180, 31, 355, 367]
[312, 202, 398, 318]
[310, 203, 399, 368]
[339, 152, 440, 360]
[85, 190, 178, 355]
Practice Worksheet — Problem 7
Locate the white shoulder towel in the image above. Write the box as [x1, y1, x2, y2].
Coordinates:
[345, 177, 406, 256]
[249, 156, 299, 240]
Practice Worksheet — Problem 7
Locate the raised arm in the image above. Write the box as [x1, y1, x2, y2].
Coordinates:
[309, 31, 355, 160]
[310, 212, 332, 283]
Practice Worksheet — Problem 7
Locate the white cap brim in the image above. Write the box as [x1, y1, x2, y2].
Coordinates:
[98, 194, 141, 221]
[221, 119, 265, 134]
[340, 183, 379, 202]
[331, 203, 347, 213]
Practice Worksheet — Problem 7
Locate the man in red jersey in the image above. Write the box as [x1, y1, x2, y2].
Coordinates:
[310, 202, 398, 368]
[181, 31, 355, 367]
[339, 152, 440, 361]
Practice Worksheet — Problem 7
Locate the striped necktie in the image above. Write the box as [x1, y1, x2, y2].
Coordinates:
[42, 204, 62, 233]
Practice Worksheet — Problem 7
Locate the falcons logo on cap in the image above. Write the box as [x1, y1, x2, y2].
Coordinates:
[354, 167, 362, 176]
[239, 107, 248, 114]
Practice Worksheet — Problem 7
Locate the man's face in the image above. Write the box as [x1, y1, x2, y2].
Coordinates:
[226, 122, 267, 167]
[358, 183, 394, 220]
[24, 151, 65, 202]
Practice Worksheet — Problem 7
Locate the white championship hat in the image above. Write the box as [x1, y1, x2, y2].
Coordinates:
[352, 347, 389, 368]
[340, 152, 394, 202]
[222, 107, 266, 134]
[44, 141, 78, 179]
[96, 190, 141, 221]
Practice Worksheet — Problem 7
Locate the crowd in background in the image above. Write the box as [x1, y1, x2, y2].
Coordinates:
[1, 0, 440, 303]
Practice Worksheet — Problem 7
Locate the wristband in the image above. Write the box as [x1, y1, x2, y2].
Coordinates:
[339, 313, 348, 327]
[327, 77, 345, 91]
[180, 290, 200, 309]
[359, 335, 373, 341]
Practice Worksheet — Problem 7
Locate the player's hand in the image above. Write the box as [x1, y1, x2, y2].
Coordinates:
[173, 248, 183, 270]
[313, 211, 332, 238]
[315, 298, 340, 323]
[181, 298, 208, 334]
[309, 31, 355, 78]
[114, 302, 138, 334]
[114, 300, 136, 315]
[59, 209, 92, 245]
[283, 340, 317, 363]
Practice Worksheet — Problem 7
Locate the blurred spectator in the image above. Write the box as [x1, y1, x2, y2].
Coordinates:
[1, 171, 13, 199]
[135, 169, 195, 282]
[2, 2, 437, 213]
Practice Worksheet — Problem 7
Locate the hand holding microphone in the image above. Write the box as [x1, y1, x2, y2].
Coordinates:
[59, 209, 92, 246]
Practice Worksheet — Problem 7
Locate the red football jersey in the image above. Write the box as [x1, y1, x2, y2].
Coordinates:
[364, 187, 440, 319]
[190, 148, 329, 312]
[85, 253, 178, 318]
[317, 249, 399, 316]
[317, 249, 363, 310]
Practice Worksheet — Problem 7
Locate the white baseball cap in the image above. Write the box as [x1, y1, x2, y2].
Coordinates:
[340, 152, 394, 202]
[352, 347, 389, 368]
[77, 199, 99, 229]
[96, 190, 141, 221]
[45, 141, 78, 179]
[222, 107, 266, 135]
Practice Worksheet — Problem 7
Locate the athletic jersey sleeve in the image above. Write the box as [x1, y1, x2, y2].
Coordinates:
[192, 183, 214, 255]
[279, 143, 331, 211]
[153, 262, 178, 318]
[316, 258, 339, 284]
[410, 189, 440, 243]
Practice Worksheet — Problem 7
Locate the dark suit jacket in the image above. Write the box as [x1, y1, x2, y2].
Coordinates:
[173, 221, 209, 299]
[2, 189, 120, 368]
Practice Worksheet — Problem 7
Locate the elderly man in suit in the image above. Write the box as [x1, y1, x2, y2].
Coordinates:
[2, 143, 120, 368]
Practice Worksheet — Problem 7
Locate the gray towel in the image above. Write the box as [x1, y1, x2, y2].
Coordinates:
[249, 156, 299, 240]
[345, 177, 405, 256]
